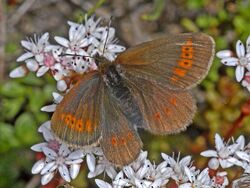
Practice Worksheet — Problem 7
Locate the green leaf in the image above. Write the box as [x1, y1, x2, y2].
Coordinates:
[0, 152, 20, 187]
[15, 113, 40, 145]
[20, 73, 44, 86]
[196, 15, 219, 29]
[27, 89, 48, 113]
[1, 97, 25, 120]
[86, 0, 106, 19]
[0, 81, 27, 98]
[5, 42, 18, 54]
[141, 0, 165, 21]
[0, 123, 20, 152]
[186, 0, 207, 10]
[181, 18, 199, 32]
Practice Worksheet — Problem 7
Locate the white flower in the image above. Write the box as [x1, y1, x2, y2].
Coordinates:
[95, 171, 129, 188]
[201, 133, 244, 169]
[101, 151, 163, 188]
[89, 27, 126, 61]
[88, 155, 117, 179]
[25, 59, 39, 72]
[14, 32, 67, 80]
[55, 23, 88, 56]
[11, 15, 126, 93]
[179, 167, 211, 188]
[161, 152, 195, 183]
[41, 92, 63, 112]
[217, 38, 250, 82]
[236, 150, 250, 173]
[57, 79, 68, 91]
[143, 160, 171, 186]
[130, 151, 148, 171]
[211, 171, 229, 188]
[31, 121, 60, 153]
[35, 46, 65, 79]
[122, 165, 149, 188]
[45, 144, 83, 183]
[17, 33, 50, 63]
[68, 15, 102, 47]
[9, 65, 28, 78]
[232, 174, 250, 188]
[79, 15, 103, 46]
[31, 121, 84, 184]
[82, 146, 103, 172]
[70, 55, 91, 73]
[32, 143, 84, 185]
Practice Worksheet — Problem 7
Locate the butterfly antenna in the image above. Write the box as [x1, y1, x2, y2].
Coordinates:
[102, 16, 113, 56]
[60, 53, 95, 60]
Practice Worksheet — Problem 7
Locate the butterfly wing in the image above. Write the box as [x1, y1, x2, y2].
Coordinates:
[51, 72, 102, 147]
[100, 83, 142, 166]
[115, 33, 215, 90]
[122, 75, 196, 134]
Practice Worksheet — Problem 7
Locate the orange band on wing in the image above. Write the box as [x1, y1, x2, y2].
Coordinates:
[174, 68, 186, 77]
[86, 120, 93, 133]
[110, 131, 134, 146]
[60, 113, 95, 133]
[171, 38, 193, 83]
[178, 59, 192, 69]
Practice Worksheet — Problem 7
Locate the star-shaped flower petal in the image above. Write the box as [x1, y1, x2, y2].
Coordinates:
[217, 38, 250, 82]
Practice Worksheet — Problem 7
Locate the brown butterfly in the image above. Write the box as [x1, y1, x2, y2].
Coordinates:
[51, 33, 215, 166]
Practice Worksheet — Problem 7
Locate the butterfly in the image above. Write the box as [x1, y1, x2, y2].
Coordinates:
[51, 33, 215, 166]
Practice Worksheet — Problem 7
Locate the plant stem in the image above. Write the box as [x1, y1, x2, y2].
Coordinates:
[0, 0, 6, 81]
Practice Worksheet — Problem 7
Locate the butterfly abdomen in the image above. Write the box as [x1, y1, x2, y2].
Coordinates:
[104, 65, 143, 127]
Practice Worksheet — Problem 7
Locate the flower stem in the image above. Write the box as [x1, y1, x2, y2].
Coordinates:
[224, 98, 250, 140]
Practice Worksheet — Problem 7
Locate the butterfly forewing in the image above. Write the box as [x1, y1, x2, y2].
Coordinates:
[115, 33, 215, 90]
[122, 75, 196, 134]
[51, 72, 102, 147]
[100, 84, 142, 166]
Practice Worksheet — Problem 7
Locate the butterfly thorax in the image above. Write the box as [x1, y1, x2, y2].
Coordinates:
[103, 63, 144, 127]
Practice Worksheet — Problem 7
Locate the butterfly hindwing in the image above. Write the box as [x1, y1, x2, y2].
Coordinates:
[51, 72, 102, 147]
[115, 33, 215, 90]
[122, 75, 197, 134]
[100, 83, 142, 166]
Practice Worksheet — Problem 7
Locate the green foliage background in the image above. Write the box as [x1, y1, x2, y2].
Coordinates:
[1, 0, 250, 187]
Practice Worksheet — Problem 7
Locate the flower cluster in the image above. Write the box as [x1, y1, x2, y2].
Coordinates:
[94, 134, 250, 188]
[10, 15, 250, 187]
[31, 121, 108, 185]
[216, 36, 250, 91]
[9, 15, 125, 91]
[32, 123, 250, 187]
[31, 122, 84, 185]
